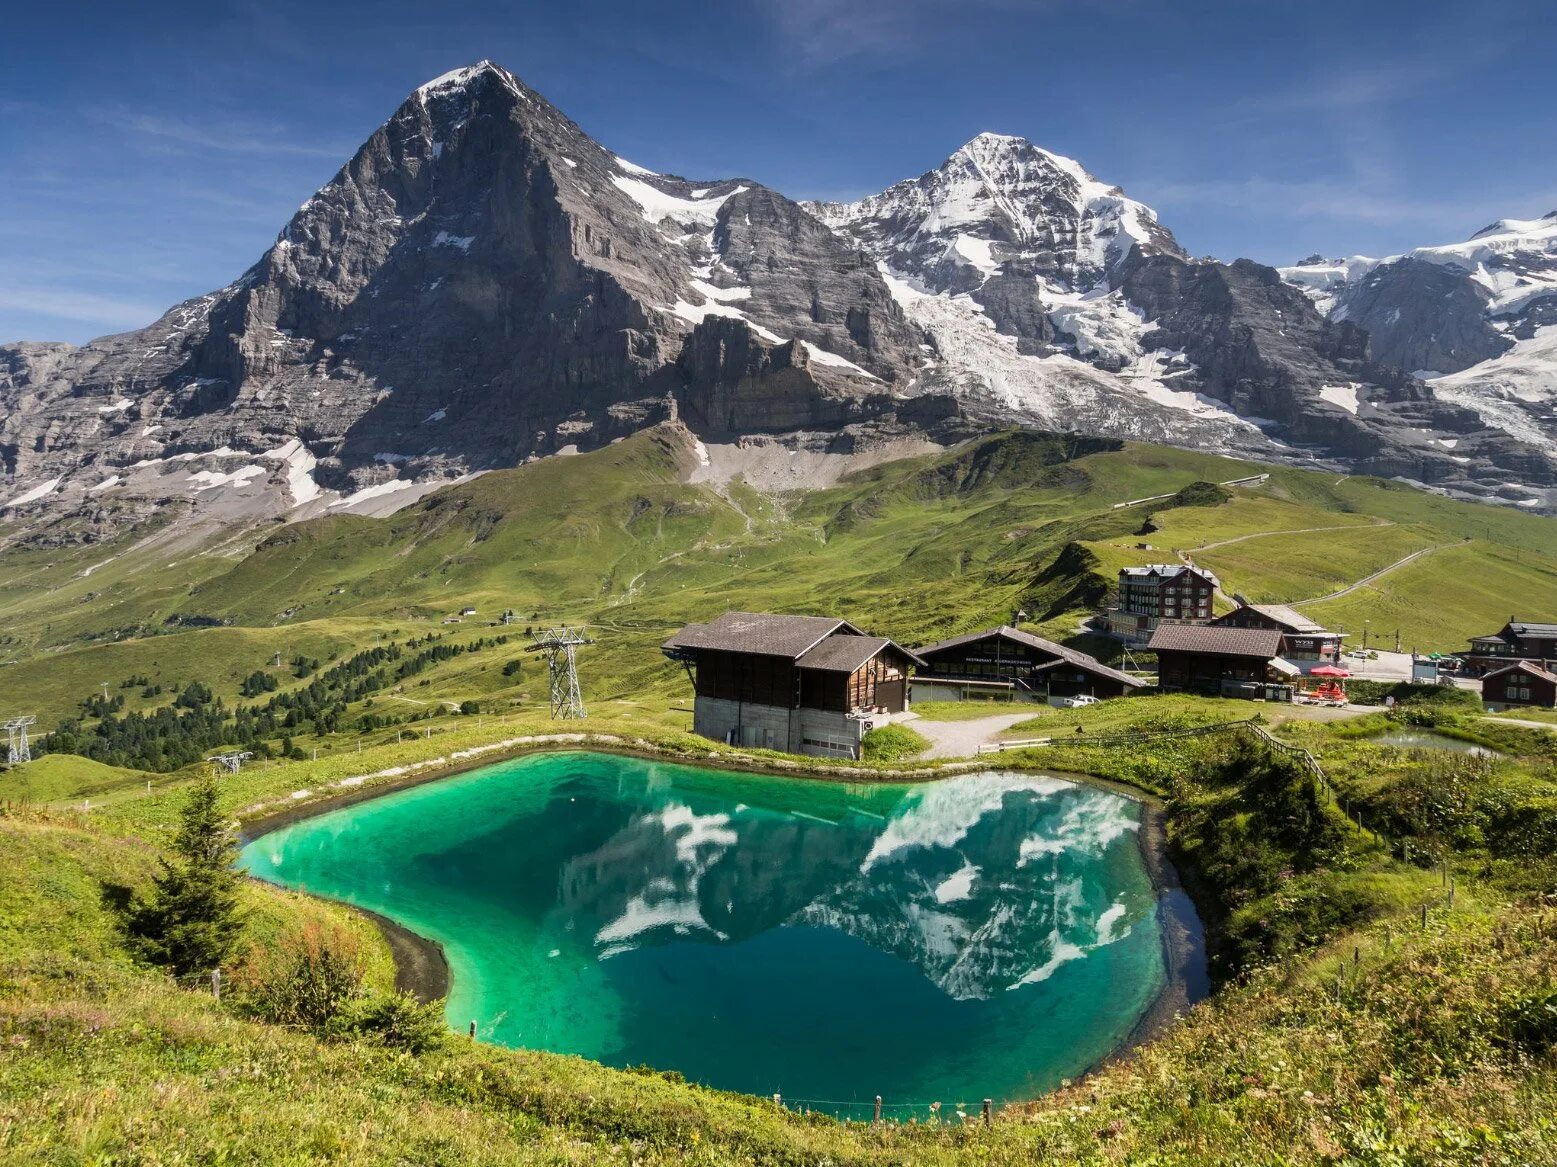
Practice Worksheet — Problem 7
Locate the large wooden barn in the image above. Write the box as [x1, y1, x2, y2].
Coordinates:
[662, 612, 923, 759]
[912, 626, 1145, 703]
[1148, 623, 1293, 698]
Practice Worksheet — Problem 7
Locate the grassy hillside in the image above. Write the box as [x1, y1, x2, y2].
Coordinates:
[1, 423, 1553, 780]
[3, 698, 1557, 1163]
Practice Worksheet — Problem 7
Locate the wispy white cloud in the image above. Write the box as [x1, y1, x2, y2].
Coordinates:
[92, 107, 350, 159]
[753, 0, 1063, 68]
[0, 284, 165, 332]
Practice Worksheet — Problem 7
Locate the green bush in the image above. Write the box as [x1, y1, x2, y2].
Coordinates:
[237, 922, 365, 1029]
[341, 991, 447, 1053]
[1343, 679, 1478, 710]
[1169, 736, 1353, 975]
[860, 723, 931, 762]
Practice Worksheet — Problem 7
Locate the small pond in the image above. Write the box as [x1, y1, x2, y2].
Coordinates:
[1373, 730, 1498, 757]
[242, 751, 1196, 1114]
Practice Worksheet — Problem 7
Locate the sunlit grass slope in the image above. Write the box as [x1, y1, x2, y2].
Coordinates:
[1, 425, 1554, 737]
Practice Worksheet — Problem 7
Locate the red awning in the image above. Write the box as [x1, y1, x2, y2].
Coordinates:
[1309, 665, 1351, 677]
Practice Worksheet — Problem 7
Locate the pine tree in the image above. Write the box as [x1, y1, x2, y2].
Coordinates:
[130, 769, 244, 976]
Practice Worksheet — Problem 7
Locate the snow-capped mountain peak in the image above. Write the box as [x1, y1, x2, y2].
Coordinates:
[811, 132, 1180, 299]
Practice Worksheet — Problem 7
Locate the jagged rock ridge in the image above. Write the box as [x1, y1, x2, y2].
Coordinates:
[2, 62, 1554, 540]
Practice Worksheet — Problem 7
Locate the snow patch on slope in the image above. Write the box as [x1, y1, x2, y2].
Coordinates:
[1429, 324, 1557, 446]
[610, 175, 746, 228]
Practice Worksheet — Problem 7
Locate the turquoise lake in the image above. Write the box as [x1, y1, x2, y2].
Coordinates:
[241, 751, 1176, 1113]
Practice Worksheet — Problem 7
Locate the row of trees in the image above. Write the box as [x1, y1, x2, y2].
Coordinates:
[37, 633, 515, 771]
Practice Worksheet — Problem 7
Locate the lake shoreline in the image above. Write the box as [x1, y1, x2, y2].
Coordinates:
[238, 740, 1208, 1089]
[1109, 800, 1209, 1066]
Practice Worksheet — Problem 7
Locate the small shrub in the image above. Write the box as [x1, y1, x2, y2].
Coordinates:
[236, 922, 365, 1029]
[1503, 989, 1557, 1056]
[341, 992, 447, 1053]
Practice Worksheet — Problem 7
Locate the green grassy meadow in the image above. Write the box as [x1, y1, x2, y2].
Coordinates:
[2, 424, 1557, 1161]
[5, 424, 1553, 739]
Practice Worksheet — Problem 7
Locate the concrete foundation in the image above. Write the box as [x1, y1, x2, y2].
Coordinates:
[692, 696, 894, 760]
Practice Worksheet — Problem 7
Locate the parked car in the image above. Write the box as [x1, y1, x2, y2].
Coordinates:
[1062, 695, 1099, 708]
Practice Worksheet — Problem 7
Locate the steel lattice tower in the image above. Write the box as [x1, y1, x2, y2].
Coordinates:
[207, 751, 253, 774]
[4, 716, 36, 765]
[529, 627, 593, 719]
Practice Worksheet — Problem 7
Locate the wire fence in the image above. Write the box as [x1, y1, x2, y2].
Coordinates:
[769, 1094, 995, 1124]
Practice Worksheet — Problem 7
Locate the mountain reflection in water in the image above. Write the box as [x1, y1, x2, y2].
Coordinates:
[244, 752, 1173, 1107]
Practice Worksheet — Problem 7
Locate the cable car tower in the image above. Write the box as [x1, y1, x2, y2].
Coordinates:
[529, 626, 593, 719]
[208, 751, 253, 775]
[5, 715, 36, 765]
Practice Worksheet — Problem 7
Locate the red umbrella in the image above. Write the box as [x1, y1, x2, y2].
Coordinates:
[1310, 665, 1350, 677]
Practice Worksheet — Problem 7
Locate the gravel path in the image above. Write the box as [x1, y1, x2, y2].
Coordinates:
[1287, 545, 1442, 605]
[912, 712, 1037, 759]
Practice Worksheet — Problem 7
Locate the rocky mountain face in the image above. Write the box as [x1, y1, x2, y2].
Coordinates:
[1282, 214, 1557, 459]
[815, 134, 1554, 506]
[2, 63, 1554, 544]
[0, 62, 951, 544]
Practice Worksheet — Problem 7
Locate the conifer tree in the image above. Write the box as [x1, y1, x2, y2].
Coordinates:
[130, 768, 244, 976]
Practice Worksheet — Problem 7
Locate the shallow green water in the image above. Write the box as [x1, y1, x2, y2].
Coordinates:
[1374, 730, 1497, 756]
[242, 751, 1175, 1112]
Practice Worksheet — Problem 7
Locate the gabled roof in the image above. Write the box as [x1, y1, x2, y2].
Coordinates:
[1216, 602, 1332, 635]
[796, 635, 923, 673]
[1508, 621, 1557, 637]
[1118, 563, 1221, 588]
[1484, 660, 1557, 684]
[663, 612, 857, 659]
[662, 612, 923, 671]
[915, 626, 1145, 688]
[1147, 623, 1282, 658]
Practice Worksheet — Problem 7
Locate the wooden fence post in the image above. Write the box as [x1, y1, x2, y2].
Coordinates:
[469, 1020, 476, 1039]
[982, 1099, 992, 1127]
[874, 1096, 882, 1124]
[211, 968, 221, 1002]
[773, 1093, 783, 1110]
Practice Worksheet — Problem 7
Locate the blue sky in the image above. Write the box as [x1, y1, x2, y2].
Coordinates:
[4, 0, 1554, 344]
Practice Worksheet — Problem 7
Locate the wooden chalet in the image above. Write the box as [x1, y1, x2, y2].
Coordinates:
[1465, 620, 1557, 673]
[1481, 661, 1557, 712]
[1211, 599, 1343, 666]
[912, 626, 1145, 703]
[662, 612, 923, 759]
[1147, 623, 1293, 699]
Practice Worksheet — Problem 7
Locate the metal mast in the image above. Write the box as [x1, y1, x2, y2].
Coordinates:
[529, 627, 593, 719]
[207, 751, 253, 774]
[4, 715, 36, 765]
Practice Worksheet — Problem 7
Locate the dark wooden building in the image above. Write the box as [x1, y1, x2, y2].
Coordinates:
[663, 612, 923, 759]
[1147, 623, 1289, 698]
[1466, 620, 1557, 673]
[912, 626, 1145, 702]
[1481, 660, 1557, 711]
[1211, 600, 1343, 665]
[1109, 563, 1220, 642]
